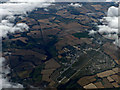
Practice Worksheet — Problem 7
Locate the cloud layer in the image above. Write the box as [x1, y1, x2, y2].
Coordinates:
[0, 0, 55, 37]
[90, 6, 120, 46]
[55, 0, 119, 2]
[0, 57, 23, 89]
[89, 5, 119, 46]
[0, 0, 54, 89]
[100, 6, 119, 46]
[0, 0, 119, 89]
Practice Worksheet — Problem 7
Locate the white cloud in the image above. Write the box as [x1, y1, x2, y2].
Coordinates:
[99, 6, 119, 46]
[55, 0, 119, 2]
[9, 0, 55, 2]
[0, 0, 55, 37]
[89, 6, 119, 47]
[70, 3, 82, 7]
[0, 22, 29, 37]
[98, 25, 118, 34]
[106, 0, 120, 2]
[89, 30, 97, 35]
[0, 57, 23, 90]
[107, 6, 118, 17]
[0, 0, 55, 89]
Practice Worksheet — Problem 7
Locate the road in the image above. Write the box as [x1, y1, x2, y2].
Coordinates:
[57, 48, 100, 84]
